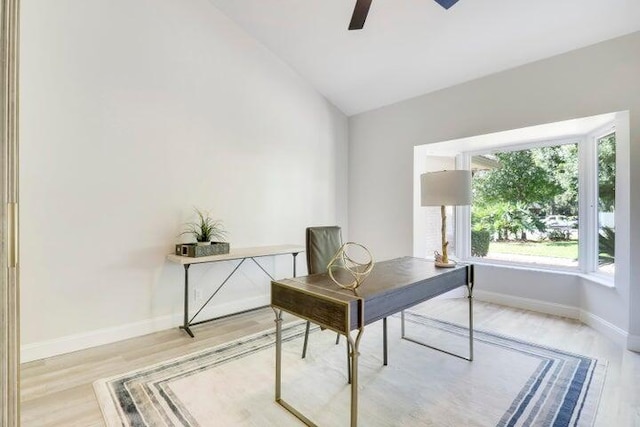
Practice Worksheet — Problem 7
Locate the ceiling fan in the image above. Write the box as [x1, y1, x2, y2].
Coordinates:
[349, 0, 460, 30]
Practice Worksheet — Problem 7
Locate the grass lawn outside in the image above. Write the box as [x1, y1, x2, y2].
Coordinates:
[488, 240, 578, 260]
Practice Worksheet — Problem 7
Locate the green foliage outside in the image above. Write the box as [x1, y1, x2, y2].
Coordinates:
[471, 230, 491, 257]
[472, 201, 545, 241]
[598, 135, 616, 212]
[475, 150, 562, 206]
[472, 148, 569, 241]
[597, 135, 616, 265]
[471, 134, 615, 263]
[599, 226, 615, 265]
[547, 229, 571, 241]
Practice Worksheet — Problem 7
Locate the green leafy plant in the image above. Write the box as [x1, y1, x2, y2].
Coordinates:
[598, 226, 615, 265]
[547, 228, 570, 241]
[471, 230, 491, 257]
[181, 208, 227, 243]
[472, 201, 544, 241]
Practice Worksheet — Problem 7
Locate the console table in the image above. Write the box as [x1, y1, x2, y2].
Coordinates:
[271, 256, 473, 427]
[167, 244, 304, 337]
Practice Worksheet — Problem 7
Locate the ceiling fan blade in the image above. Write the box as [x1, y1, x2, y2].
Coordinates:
[348, 0, 373, 30]
[433, 0, 460, 9]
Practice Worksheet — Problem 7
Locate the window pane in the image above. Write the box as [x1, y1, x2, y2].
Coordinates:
[471, 143, 579, 267]
[597, 133, 615, 275]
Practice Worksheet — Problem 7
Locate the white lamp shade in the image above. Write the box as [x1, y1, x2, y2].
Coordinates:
[421, 170, 472, 206]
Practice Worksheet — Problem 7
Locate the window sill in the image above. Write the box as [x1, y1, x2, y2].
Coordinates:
[578, 273, 615, 288]
[465, 257, 615, 288]
[465, 257, 579, 275]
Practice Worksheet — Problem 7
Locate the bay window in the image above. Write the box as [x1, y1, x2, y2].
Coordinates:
[460, 123, 616, 277]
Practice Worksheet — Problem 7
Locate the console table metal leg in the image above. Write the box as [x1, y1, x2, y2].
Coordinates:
[178, 250, 301, 338]
[292, 252, 299, 277]
[179, 265, 194, 338]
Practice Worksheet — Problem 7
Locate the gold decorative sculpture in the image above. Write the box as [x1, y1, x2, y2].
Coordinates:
[327, 242, 375, 291]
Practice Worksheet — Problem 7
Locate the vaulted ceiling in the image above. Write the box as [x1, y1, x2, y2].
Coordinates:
[208, 0, 640, 116]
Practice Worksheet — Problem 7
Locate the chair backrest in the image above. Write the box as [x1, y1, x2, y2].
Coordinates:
[306, 226, 342, 275]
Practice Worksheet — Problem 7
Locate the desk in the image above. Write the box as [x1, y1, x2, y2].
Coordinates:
[167, 244, 304, 337]
[271, 256, 473, 427]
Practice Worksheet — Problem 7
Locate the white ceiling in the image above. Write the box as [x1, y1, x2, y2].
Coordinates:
[208, 0, 640, 116]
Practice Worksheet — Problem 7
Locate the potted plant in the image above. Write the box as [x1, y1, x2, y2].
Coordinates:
[182, 208, 227, 245]
[176, 208, 230, 257]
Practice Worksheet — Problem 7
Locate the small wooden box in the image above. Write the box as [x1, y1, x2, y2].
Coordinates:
[175, 242, 230, 257]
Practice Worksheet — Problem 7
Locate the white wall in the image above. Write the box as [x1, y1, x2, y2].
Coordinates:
[20, 0, 348, 360]
[349, 32, 640, 348]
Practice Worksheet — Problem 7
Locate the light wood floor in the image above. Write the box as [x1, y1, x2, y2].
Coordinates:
[20, 299, 640, 426]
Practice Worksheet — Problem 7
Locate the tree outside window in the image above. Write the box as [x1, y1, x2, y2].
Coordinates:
[471, 143, 580, 267]
[470, 132, 615, 274]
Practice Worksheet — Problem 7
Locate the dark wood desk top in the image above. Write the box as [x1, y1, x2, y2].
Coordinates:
[271, 256, 471, 334]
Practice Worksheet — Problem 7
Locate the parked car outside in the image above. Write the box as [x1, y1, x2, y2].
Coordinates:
[543, 215, 571, 228]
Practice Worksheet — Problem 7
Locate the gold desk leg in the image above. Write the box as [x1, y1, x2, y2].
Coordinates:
[468, 285, 474, 362]
[272, 306, 365, 426]
[346, 326, 364, 427]
[272, 308, 318, 426]
[273, 308, 282, 400]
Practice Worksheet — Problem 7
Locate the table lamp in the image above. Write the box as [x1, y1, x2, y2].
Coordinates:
[421, 170, 472, 267]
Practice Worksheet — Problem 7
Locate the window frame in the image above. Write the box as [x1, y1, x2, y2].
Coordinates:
[588, 125, 617, 277]
[457, 122, 616, 280]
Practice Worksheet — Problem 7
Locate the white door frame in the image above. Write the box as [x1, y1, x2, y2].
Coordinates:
[1, 0, 20, 425]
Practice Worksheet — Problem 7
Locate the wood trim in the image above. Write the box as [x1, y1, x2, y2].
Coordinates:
[1, 0, 20, 425]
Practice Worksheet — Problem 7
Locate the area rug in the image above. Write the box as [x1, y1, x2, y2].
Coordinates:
[93, 312, 606, 426]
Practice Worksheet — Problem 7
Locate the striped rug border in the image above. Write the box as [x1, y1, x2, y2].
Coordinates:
[94, 312, 607, 427]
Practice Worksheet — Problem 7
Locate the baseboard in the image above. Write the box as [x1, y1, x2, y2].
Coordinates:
[626, 334, 640, 352]
[474, 290, 581, 319]
[579, 310, 628, 348]
[21, 295, 269, 363]
[475, 290, 629, 348]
